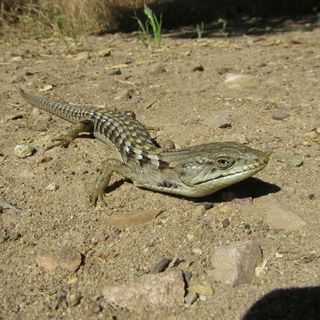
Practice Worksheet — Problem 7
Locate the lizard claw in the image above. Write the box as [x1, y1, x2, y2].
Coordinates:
[90, 187, 107, 207]
[45, 136, 73, 150]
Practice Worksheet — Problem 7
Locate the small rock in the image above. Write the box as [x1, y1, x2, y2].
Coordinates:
[188, 284, 214, 296]
[192, 65, 204, 72]
[192, 248, 203, 255]
[210, 240, 262, 286]
[259, 195, 306, 230]
[308, 193, 315, 200]
[39, 84, 53, 92]
[11, 56, 23, 62]
[204, 114, 232, 129]
[184, 291, 198, 305]
[276, 153, 303, 167]
[14, 144, 35, 158]
[102, 270, 185, 312]
[305, 129, 319, 142]
[221, 218, 230, 228]
[191, 205, 206, 217]
[98, 48, 111, 57]
[102, 209, 162, 229]
[272, 109, 290, 120]
[224, 73, 258, 90]
[150, 62, 166, 74]
[150, 257, 172, 273]
[107, 68, 121, 75]
[36, 247, 82, 272]
[235, 134, 249, 144]
[75, 51, 90, 60]
[46, 183, 59, 191]
[114, 89, 134, 100]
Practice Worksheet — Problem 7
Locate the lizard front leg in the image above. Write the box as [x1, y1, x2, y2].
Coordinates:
[91, 159, 140, 207]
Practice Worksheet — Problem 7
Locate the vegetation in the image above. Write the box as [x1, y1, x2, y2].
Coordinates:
[0, 0, 319, 40]
[135, 3, 162, 46]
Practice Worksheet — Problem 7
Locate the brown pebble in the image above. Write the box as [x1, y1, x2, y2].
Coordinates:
[272, 109, 290, 120]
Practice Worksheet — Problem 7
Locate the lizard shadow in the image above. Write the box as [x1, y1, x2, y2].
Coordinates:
[105, 177, 279, 203]
[193, 177, 280, 205]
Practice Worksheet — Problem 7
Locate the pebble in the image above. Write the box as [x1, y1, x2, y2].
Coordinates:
[272, 108, 290, 120]
[258, 195, 306, 230]
[192, 65, 204, 72]
[114, 88, 134, 100]
[39, 84, 53, 92]
[150, 257, 172, 273]
[150, 62, 166, 74]
[204, 114, 232, 129]
[191, 205, 206, 217]
[107, 68, 121, 75]
[98, 48, 111, 57]
[224, 73, 258, 90]
[101, 209, 162, 229]
[46, 183, 59, 192]
[11, 56, 23, 62]
[75, 51, 90, 60]
[275, 152, 303, 167]
[14, 144, 35, 158]
[184, 291, 198, 305]
[234, 134, 249, 144]
[102, 270, 185, 312]
[36, 246, 82, 272]
[210, 240, 262, 286]
[188, 284, 214, 296]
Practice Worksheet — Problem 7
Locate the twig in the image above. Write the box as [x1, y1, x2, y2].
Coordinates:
[0, 196, 24, 214]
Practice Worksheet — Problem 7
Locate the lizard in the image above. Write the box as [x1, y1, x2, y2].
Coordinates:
[20, 88, 269, 206]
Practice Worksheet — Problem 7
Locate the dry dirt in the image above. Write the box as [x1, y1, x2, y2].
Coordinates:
[0, 22, 320, 319]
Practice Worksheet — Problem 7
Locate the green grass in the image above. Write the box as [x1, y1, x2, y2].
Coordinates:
[54, 14, 78, 48]
[135, 4, 162, 46]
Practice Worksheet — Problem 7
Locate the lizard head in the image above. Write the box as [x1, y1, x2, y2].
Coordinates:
[162, 142, 269, 197]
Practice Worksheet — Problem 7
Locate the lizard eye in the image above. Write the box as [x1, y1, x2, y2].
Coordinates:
[216, 158, 233, 169]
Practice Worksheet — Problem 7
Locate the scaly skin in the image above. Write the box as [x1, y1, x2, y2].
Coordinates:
[20, 89, 269, 206]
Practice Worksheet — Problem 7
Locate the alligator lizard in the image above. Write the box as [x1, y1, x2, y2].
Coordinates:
[20, 89, 269, 206]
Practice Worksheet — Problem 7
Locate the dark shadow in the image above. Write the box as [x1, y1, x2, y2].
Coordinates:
[242, 286, 320, 320]
[108, 177, 279, 203]
[96, 0, 319, 37]
[104, 179, 127, 193]
[193, 178, 280, 205]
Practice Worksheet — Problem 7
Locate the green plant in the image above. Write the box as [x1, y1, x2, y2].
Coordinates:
[54, 14, 78, 48]
[135, 4, 162, 46]
[218, 18, 229, 37]
[196, 22, 205, 39]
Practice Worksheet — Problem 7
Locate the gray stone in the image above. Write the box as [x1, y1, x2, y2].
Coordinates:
[102, 270, 185, 312]
[258, 195, 306, 230]
[14, 144, 35, 158]
[224, 73, 258, 90]
[210, 240, 262, 286]
[276, 153, 303, 167]
[204, 114, 232, 129]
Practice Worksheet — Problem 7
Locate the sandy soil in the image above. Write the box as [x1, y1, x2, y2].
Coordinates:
[1, 21, 320, 319]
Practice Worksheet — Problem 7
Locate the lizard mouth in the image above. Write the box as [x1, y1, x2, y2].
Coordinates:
[195, 159, 269, 186]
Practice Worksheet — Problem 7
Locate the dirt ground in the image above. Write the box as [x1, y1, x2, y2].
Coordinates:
[1, 19, 320, 319]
